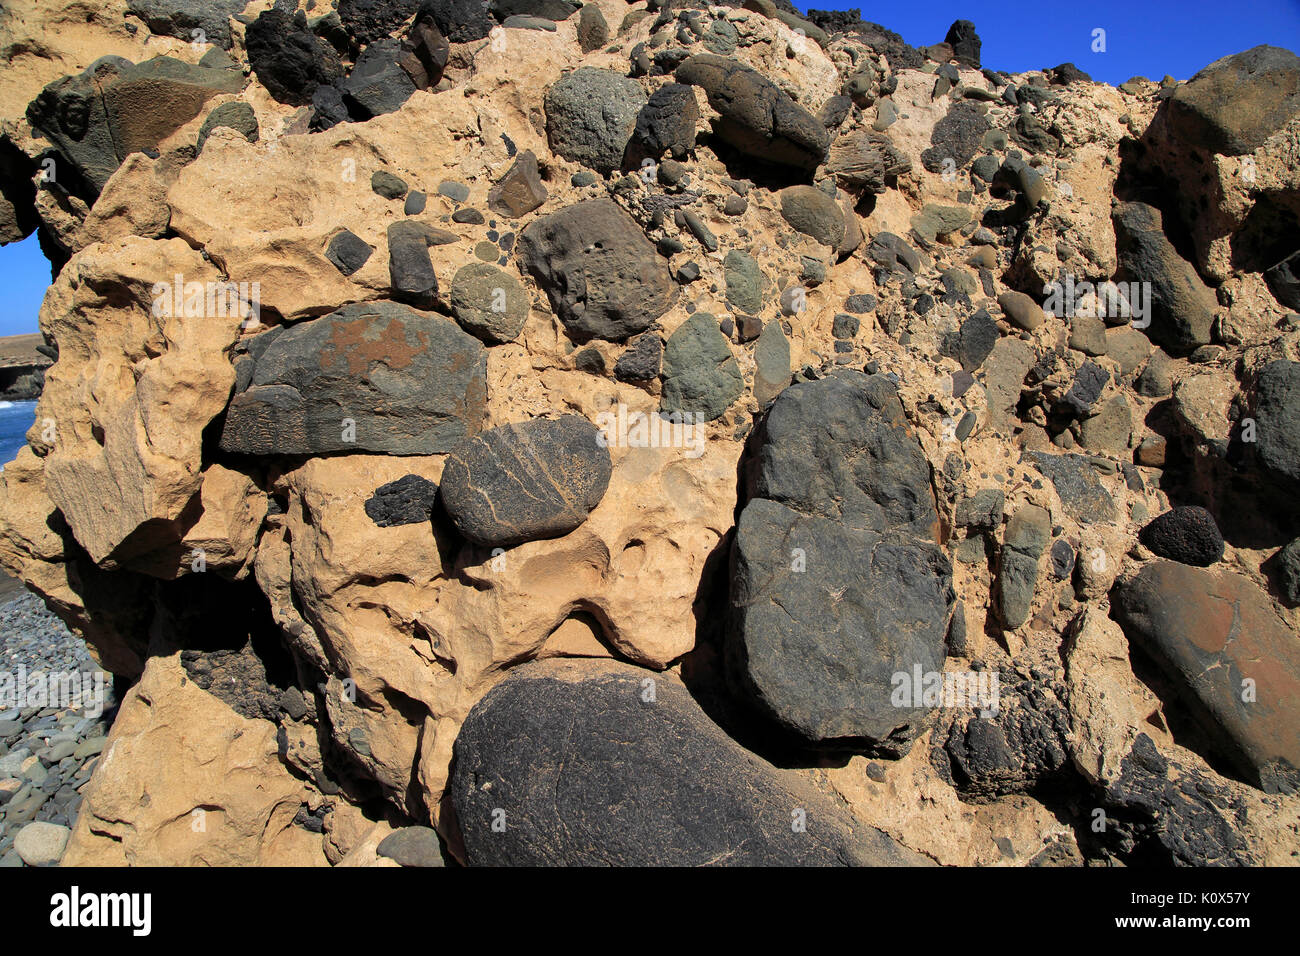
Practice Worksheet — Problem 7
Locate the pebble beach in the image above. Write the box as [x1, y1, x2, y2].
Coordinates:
[0, 586, 116, 866]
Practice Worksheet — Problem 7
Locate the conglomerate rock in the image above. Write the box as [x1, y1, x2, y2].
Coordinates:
[0, 0, 1296, 869]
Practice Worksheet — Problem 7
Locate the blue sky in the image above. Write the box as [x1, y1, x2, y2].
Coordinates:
[1, 1, 1297, 338]
[0, 233, 53, 337]
[800, 0, 1300, 85]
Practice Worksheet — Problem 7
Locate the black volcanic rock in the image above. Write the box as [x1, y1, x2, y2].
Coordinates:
[364, 474, 439, 527]
[418, 0, 492, 42]
[1139, 507, 1225, 566]
[630, 83, 699, 162]
[246, 8, 343, 106]
[449, 658, 933, 865]
[944, 20, 981, 67]
[1096, 734, 1254, 865]
[921, 101, 990, 173]
[728, 372, 953, 754]
[1249, 359, 1300, 488]
[439, 415, 611, 547]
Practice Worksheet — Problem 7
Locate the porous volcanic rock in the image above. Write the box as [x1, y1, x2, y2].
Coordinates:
[1163, 45, 1300, 156]
[518, 199, 674, 341]
[1138, 507, 1225, 566]
[545, 67, 645, 175]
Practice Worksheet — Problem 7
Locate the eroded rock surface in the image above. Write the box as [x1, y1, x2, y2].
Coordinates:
[0, 0, 1296, 870]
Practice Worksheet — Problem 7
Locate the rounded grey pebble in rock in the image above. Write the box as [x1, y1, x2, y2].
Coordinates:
[724, 250, 762, 314]
[779, 185, 845, 247]
[376, 826, 445, 867]
[501, 14, 558, 31]
[14, 821, 69, 866]
[660, 312, 744, 421]
[449, 262, 530, 344]
[574, 347, 605, 375]
[440, 415, 612, 548]
[955, 410, 977, 441]
[437, 181, 470, 202]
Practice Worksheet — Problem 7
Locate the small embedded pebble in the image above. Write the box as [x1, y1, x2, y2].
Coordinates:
[371, 171, 407, 199]
[438, 181, 470, 203]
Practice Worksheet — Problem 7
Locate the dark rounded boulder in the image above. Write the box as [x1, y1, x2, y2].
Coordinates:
[449, 658, 932, 865]
[219, 301, 486, 456]
[439, 414, 611, 547]
[517, 199, 674, 341]
[943, 19, 981, 67]
[1112, 202, 1215, 355]
[1111, 561, 1300, 794]
[674, 53, 829, 170]
[728, 372, 953, 754]
[1139, 506, 1224, 566]
[630, 82, 699, 163]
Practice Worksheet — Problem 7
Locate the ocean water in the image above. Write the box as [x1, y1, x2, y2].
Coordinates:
[0, 400, 38, 466]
